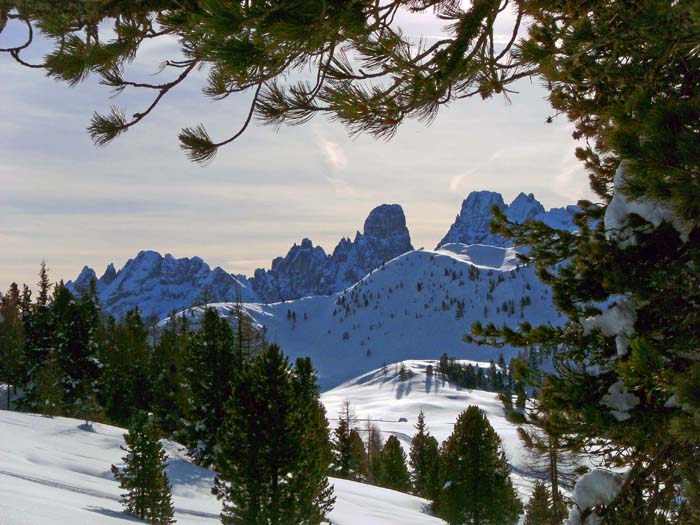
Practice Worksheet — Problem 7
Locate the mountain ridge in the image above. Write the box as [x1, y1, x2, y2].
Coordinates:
[68, 191, 574, 320]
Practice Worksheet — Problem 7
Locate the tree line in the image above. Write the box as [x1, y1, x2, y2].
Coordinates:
[0, 263, 333, 524]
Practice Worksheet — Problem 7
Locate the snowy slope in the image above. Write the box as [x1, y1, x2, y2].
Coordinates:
[175, 244, 561, 389]
[321, 360, 533, 500]
[0, 410, 445, 525]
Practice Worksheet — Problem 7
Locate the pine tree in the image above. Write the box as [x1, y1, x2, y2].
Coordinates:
[33, 350, 62, 417]
[182, 307, 238, 465]
[436, 406, 522, 525]
[0, 284, 25, 409]
[111, 414, 175, 524]
[288, 357, 336, 523]
[524, 481, 557, 525]
[100, 309, 151, 425]
[213, 345, 334, 525]
[378, 435, 411, 492]
[410, 411, 440, 499]
[150, 315, 190, 436]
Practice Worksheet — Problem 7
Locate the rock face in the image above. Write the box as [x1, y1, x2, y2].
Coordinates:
[437, 191, 579, 248]
[250, 204, 414, 302]
[66, 251, 257, 320]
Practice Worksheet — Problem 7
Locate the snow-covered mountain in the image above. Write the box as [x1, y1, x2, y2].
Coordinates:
[438, 191, 580, 247]
[173, 243, 562, 389]
[250, 203, 414, 302]
[66, 251, 257, 321]
[66, 192, 571, 324]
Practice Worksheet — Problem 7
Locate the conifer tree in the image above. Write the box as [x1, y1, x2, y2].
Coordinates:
[365, 422, 383, 485]
[5, 3, 699, 518]
[111, 414, 175, 524]
[332, 401, 367, 481]
[524, 481, 557, 525]
[378, 435, 411, 493]
[410, 411, 440, 499]
[36, 260, 50, 308]
[150, 314, 190, 436]
[436, 406, 522, 525]
[33, 350, 62, 417]
[100, 309, 151, 425]
[213, 344, 334, 524]
[0, 284, 25, 409]
[288, 357, 336, 523]
[182, 307, 238, 465]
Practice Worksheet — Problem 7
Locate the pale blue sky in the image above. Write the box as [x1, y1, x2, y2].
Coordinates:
[0, 10, 593, 291]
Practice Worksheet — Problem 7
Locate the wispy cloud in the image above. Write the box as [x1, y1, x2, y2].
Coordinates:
[318, 136, 348, 171]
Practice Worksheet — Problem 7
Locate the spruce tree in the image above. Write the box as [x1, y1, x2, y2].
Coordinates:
[410, 411, 440, 499]
[378, 435, 411, 493]
[111, 414, 175, 524]
[213, 345, 334, 524]
[436, 406, 522, 525]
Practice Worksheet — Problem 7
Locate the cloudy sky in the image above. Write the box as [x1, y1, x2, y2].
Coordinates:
[0, 8, 593, 292]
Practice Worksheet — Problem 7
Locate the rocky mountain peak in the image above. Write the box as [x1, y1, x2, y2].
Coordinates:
[438, 190, 577, 248]
[363, 204, 408, 239]
[250, 204, 413, 302]
[101, 263, 117, 285]
[67, 251, 256, 319]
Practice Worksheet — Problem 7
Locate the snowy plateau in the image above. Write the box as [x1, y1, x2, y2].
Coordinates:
[0, 361, 531, 525]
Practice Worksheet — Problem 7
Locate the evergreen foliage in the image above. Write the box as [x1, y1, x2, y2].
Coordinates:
[523, 481, 557, 525]
[182, 307, 238, 466]
[111, 414, 175, 524]
[435, 406, 522, 525]
[364, 422, 383, 485]
[100, 309, 151, 425]
[2, 2, 699, 516]
[150, 314, 190, 436]
[332, 401, 367, 481]
[0, 284, 26, 409]
[409, 411, 440, 499]
[377, 435, 411, 492]
[213, 344, 334, 525]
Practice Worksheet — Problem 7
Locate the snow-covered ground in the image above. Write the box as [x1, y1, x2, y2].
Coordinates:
[321, 359, 534, 500]
[173, 244, 561, 389]
[0, 360, 541, 523]
[0, 409, 445, 525]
